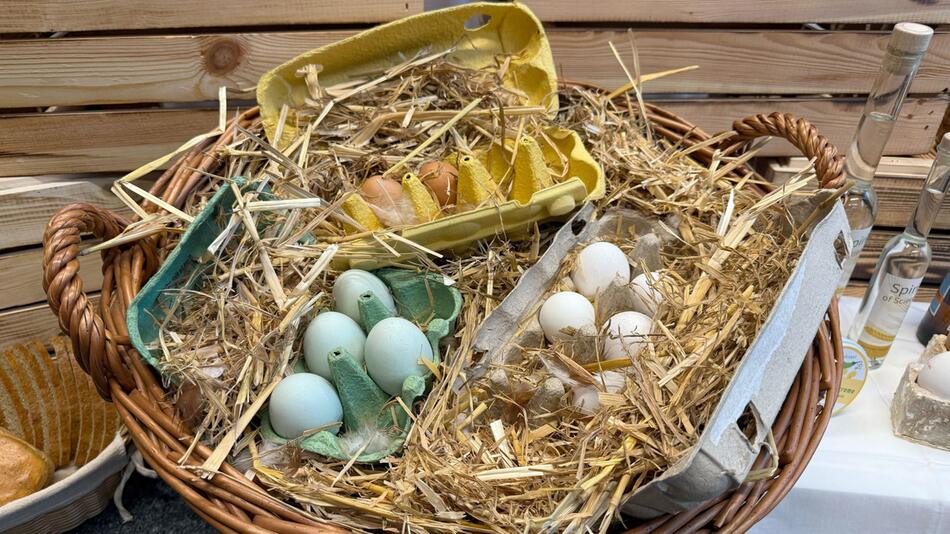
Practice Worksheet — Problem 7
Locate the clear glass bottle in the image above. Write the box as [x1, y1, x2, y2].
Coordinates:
[848, 133, 950, 369]
[837, 23, 933, 292]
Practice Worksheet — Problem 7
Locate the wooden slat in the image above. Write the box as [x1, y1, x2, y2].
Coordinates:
[853, 229, 950, 285]
[2, 29, 950, 108]
[0, 1, 421, 32]
[0, 109, 220, 176]
[551, 29, 950, 96]
[527, 0, 950, 24]
[0, 295, 99, 348]
[0, 176, 129, 249]
[0, 245, 103, 311]
[1, 97, 942, 178]
[767, 157, 950, 229]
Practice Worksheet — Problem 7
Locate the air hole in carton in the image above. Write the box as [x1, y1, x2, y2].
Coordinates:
[571, 218, 587, 235]
[833, 231, 848, 267]
[737, 401, 758, 441]
[464, 14, 492, 31]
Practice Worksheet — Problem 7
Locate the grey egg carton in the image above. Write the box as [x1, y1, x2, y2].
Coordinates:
[472, 198, 850, 519]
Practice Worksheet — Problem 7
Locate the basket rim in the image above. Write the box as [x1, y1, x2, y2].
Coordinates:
[40, 93, 844, 533]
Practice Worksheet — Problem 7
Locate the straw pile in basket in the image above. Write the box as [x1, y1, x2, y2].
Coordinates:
[103, 47, 823, 532]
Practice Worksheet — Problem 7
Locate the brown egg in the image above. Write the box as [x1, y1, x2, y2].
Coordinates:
[419, 161, 458, 206]
[359, 175, 414, 226]
[359, 175, 404, 209]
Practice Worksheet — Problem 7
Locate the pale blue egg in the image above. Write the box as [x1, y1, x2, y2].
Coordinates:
[364, 317, 434, 395]
[333, 269, 396, 325]
[303, 311, 366, 379]
[269, 373, 343, 439]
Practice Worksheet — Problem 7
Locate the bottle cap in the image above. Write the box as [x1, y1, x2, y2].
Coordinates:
[889, 22, 933, 55]
[939, 133, 950, 154]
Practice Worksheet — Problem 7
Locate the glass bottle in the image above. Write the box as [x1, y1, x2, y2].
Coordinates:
[916, 272, 950, 345]
[848, 133, 950, 369]
[837, 22, 933, 292]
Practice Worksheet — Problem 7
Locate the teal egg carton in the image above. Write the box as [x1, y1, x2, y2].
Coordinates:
[127, 180, 462, 463]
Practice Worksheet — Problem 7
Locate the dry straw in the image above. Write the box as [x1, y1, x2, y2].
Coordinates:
[112, 46, 822, 532]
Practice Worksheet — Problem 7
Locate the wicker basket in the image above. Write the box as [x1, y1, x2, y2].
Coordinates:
[42, 100, 844, 533]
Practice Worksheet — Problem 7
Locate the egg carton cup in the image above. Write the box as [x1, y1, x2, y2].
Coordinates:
[472, 199, 851, 519]
[255, 2, 605, 269]
[259, 268, 462, 462]
[127, 181, 462, 463]
[891, 363, 950, 452]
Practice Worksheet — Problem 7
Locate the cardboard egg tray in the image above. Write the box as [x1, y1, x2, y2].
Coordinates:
[471, 201, 851, 518]
[256, 2, 604, 269]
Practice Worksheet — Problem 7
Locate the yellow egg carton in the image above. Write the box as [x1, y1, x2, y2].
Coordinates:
[256, 2, 604, 267]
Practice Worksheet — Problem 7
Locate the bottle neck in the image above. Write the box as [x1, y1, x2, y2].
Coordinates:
[905, 159, 950, 241]
[844, 50, 923, 187]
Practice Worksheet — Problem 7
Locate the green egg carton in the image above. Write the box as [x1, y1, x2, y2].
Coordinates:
[255, 1, 605, 269]
[127, 180, 462, 463]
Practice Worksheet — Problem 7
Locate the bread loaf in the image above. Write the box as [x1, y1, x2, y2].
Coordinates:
[0, 338, 121, 471]
[0, 426, 53, 506]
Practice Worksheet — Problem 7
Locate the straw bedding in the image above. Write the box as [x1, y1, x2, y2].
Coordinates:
[107, 49, 822, 533]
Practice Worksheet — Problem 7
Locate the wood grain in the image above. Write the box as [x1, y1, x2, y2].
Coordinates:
[0, 109, 221, 176]
[0, 176, 129, 249]
[0, 296, 99, 348]
[2, 29, 950, 108]
[1, 97, 942, 178]
[526, 0, 950, 24]
[0, 0, 421, 32]
[853, 229, 950, 285]
[551, 29, 950, 96]
[768, 157, 950, 229]
[0, 245, 103, 311]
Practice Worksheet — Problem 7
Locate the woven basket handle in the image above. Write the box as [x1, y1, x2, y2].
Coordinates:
[43, 203, 155, 398]
[720, 112, 845, 190]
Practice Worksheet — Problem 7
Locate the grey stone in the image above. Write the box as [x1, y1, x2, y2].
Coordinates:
[891, 363, 950, 452]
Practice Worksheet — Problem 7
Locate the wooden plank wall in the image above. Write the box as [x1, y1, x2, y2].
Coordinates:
[0, 1, 422, 345]
[1, 0, 948, 343]
[523, 1, 950, 299]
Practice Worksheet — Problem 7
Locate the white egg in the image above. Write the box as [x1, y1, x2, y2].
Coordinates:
[572, 371, 627, 414]
[570, 242, 631, 299]
[918, 351, 950, 400]
[539, 291, 596, 342]
[303, 311, 366, 379]
[269, 373, 343, 439]
[364, 317, 434, 396]
[631, 271, 665, 316]
[333, 269, 397, 325]
[603, 311, 653, 360]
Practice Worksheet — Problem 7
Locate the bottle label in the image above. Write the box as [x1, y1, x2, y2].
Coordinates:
[835, 226, 873, 295]
[834, 339, 869, 415]
[857, 273, 922, 360]
[850, 226, 872, 252]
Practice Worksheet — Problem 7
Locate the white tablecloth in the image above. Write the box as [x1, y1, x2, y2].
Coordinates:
[752, 296, 950, 533]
